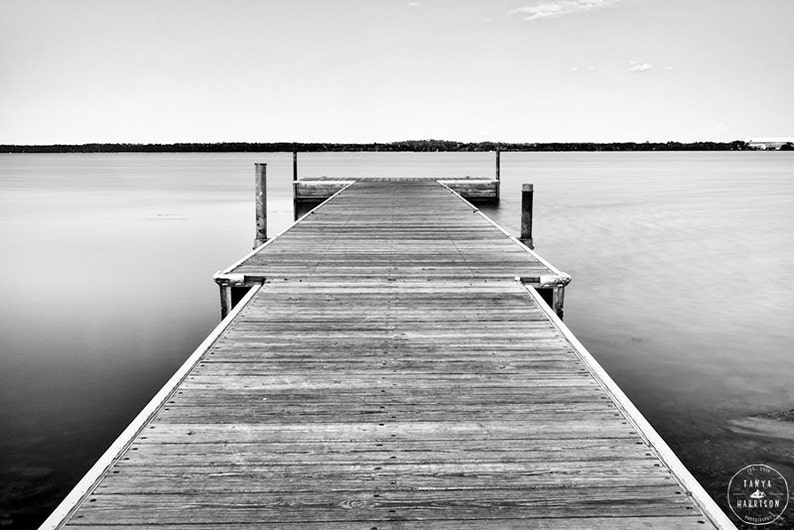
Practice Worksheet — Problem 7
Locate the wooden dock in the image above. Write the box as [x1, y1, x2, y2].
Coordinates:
[43, 176, 734, 528]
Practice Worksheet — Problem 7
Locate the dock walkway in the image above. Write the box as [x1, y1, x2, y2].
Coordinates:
[44, 178, 733, 528]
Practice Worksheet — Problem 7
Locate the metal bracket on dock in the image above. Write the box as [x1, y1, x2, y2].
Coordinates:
[516, 273, 572, 288]
[538, 273, 572, 288]
[212, 272, 247, 286]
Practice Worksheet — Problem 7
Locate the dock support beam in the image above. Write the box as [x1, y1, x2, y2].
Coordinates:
[520, 183, 534, 249]
[254, 163, 267, 249]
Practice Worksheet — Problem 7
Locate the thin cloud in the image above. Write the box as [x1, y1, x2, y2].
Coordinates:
[628, 62, 652, 72]
[509, 0, 624, 22]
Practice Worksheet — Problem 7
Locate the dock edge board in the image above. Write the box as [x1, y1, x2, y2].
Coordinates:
[38, 285, 263, 530]
[520, 283, 735, 529]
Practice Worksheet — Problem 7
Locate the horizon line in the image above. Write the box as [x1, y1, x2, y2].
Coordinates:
[0, 139, 768, 147]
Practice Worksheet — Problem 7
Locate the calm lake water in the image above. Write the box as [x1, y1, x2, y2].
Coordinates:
[1, 152, 793, 527]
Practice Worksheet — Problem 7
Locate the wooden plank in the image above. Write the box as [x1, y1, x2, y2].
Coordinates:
[65, 488, 699, 525]
[66, 518, 712, 529]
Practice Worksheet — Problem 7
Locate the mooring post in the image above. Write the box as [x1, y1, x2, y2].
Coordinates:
[552, 284, 565, 320]
[219, 284, 233, 320]
[254, 163, 267, 249]
[292, 149, 299, 220]
[520, 183, 534, 249]
[494, 149, 501, 202]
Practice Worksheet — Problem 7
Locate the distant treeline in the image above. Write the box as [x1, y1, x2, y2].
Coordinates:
[0, 140, 764, 153]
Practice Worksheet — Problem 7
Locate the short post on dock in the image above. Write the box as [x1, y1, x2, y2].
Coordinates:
[254, 163, 267, 248]
[495, 149, 501, 201]
[292, 150, 299, 220]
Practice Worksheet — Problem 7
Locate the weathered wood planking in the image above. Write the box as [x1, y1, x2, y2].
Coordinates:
[54, 281, 725, 527]
[227, 179, 567, 284]
[45, 179, 733, 529]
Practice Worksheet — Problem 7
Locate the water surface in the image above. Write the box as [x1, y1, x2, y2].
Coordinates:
[1, 152, 792, 527]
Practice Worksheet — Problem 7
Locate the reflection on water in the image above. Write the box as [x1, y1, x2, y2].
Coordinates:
[1, 152, 793, 527]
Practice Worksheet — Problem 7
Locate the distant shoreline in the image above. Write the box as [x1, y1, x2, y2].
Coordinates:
[3, 139, 787, 153]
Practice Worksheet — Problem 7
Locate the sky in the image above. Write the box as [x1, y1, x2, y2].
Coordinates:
[1, 0, 792, 144]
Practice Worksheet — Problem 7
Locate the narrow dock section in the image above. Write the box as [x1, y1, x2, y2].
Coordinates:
[231, 179, 557, 281]
[217, 179, 570, 318]
[44, 179, 733, 528]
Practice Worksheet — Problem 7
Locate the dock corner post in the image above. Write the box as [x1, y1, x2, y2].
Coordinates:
[552, 284, 565, 320]
[292, 148, 298, 182]
[218, 282, 232, 320]
[254, 163, 267, 249]
[520, 183, 534, 249]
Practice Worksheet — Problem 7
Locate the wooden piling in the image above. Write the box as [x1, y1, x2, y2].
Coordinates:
[218, 284, 232, 319]
[520, 183, 534, 249]
[254, 163, 267, 248]
[292, 150, 299, 220]
[552, 283, 565, 319]
[495, 149, 501, 181]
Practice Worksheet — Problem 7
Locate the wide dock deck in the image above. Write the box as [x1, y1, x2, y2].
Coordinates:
[44, 178, 732, 528]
